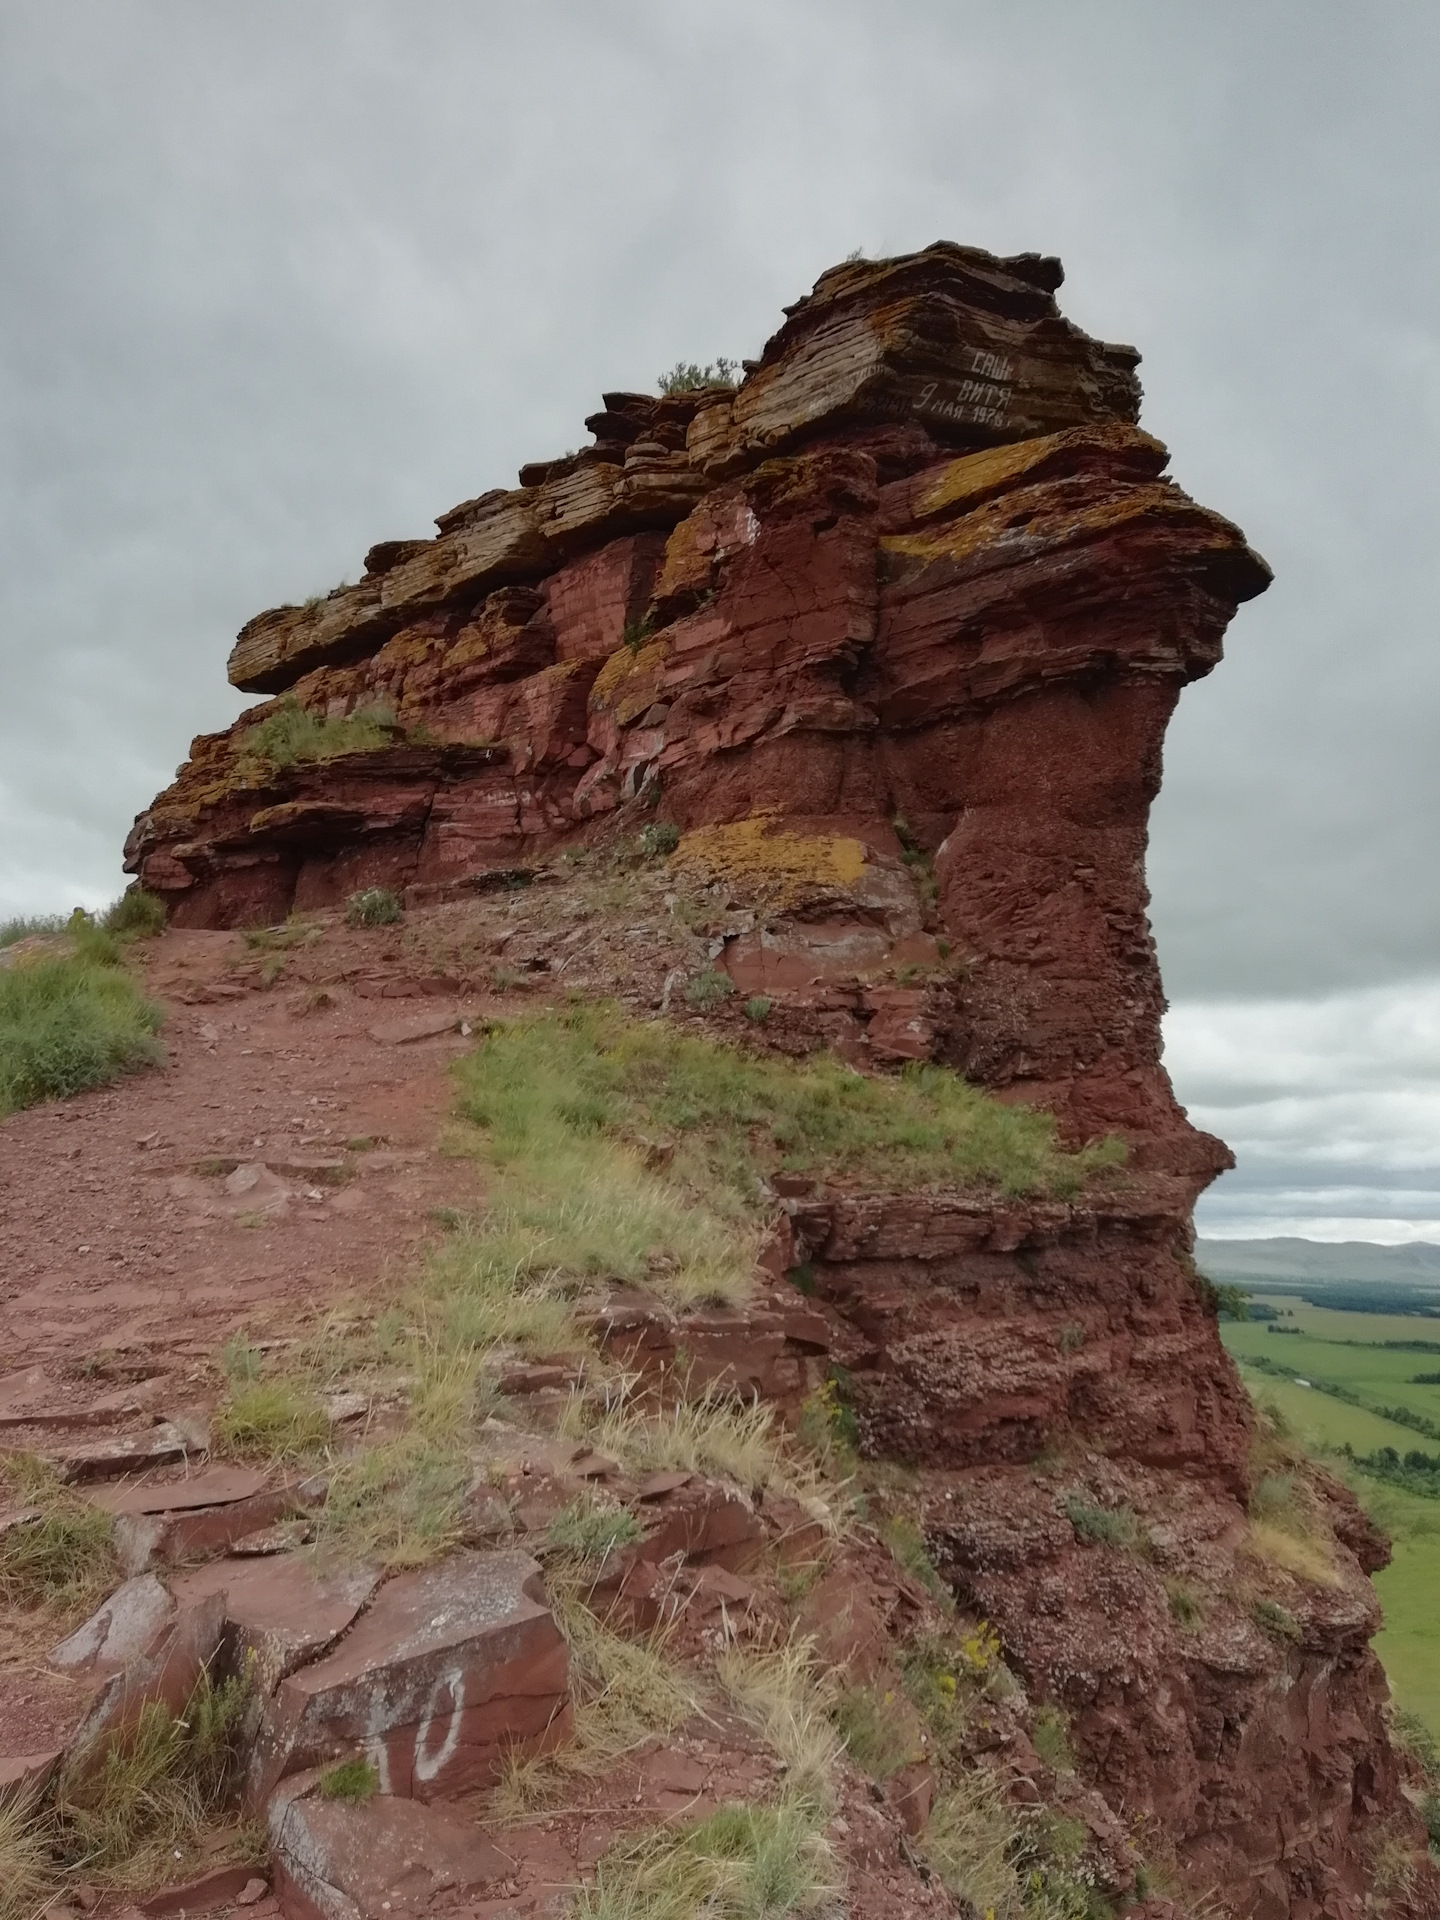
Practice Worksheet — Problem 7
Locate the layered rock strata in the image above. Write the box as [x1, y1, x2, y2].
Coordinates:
[125, 243, 1433, 1917]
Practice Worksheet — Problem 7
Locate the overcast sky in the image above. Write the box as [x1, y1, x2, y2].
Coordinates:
[2, 1, 1437, 1241]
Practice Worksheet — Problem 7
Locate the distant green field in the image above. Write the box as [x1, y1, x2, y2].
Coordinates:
[1225, 1318, 1440, 1428]
[1223, 1308, 1440, 1738]
[1246, 1293, 1440, 1347]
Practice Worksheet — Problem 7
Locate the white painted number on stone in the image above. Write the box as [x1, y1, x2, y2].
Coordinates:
[413, 1667, 466, 1783]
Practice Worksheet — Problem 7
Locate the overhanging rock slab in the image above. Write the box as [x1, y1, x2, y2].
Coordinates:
[250, 1549, 569, 1803]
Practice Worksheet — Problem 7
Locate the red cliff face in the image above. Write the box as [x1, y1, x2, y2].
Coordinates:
[125, 243, 1436, 1916]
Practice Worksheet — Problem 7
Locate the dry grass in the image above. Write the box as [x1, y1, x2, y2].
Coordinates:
[489, 1572, 696, 1822]
[43, 1673, 255, 1893]
[0, 1796, 51, 1920]
[569, 1636, 842, 1920]
[714, 1639, 842, 1819]
[923, 1769, 1024, 1919]
[560, 1379, 835, 1518]
[1245, 1471, 1340, 1589]
[0, 1453, 118, 1614]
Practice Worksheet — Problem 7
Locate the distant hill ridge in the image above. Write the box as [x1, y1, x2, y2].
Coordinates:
[1198, 1236, 1440, 1287]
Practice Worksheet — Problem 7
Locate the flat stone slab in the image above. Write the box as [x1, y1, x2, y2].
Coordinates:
[171, 1555, 379, 1689]
[49, 1573, 176, 1675]
[52, 1421, 194, 1482]
[89, 1465, 268, 1516]
[251, 1550, 569, 1803]
[269, 1780, 508, 1920]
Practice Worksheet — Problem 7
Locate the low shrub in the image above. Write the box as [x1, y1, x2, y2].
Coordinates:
[683, 968, 734, 1011]
[638, 821, 680, 858]
[743, 995, 772, 1023]
[0, 940, 164, 1115]
[344, 887, 403, 927]
[656, 358, 741, 395]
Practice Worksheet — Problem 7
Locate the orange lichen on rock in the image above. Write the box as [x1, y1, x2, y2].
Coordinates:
[671, 812, 870, 904]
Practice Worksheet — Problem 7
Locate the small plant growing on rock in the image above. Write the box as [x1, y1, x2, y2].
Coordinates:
[1063, 1494, 1140, 1550]
[622, 613, 659, 653]
[683, 968, 733, 1011]
[880, 1512, 951, 1605]
[797, 1373, 859, 1474]
[638, 821, 680, 858]
[319, 1757, 379, 1802]
[345, 886, 403, 927]
[1166, 1579, 1205, 1629]
[1253, 1596, 1303, 1642]
[743, 995, 772, 1023]
[1030, 1702, 1075, 1774]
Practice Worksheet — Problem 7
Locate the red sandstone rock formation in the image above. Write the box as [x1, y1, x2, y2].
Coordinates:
[123, 244, 1436, 1918]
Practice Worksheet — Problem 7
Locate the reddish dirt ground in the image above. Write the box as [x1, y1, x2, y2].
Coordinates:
[0, 927, 502, 1388]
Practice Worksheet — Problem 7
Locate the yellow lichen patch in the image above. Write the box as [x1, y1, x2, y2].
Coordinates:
[445, 627, 491, 671]
[911, 423, 1167, 527]
[882, 479, 1229, 576]
[671, 812, 869, 906]
[590, 639, 669, 717]
[655, 510, 714, 604]
[374, 629, 439, 676]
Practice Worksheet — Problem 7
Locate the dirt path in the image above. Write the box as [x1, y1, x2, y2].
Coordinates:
[0, 927, 487, 1394]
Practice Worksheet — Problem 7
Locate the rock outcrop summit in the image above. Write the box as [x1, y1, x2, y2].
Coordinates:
[120, 243, 1434, 1917]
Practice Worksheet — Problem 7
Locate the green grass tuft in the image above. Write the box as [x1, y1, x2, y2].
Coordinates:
[318, 1758, 379, 1802]
[103, 888, 167, 937]
[454, 1001, 1123, 1209]
[546, 1492, 643, 1563]
[0, 938, 164, 1115]
[1062, 1495, 1141, 1550]
[683, 968, 734, 1011]
[212, 1380, 331, 1462]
